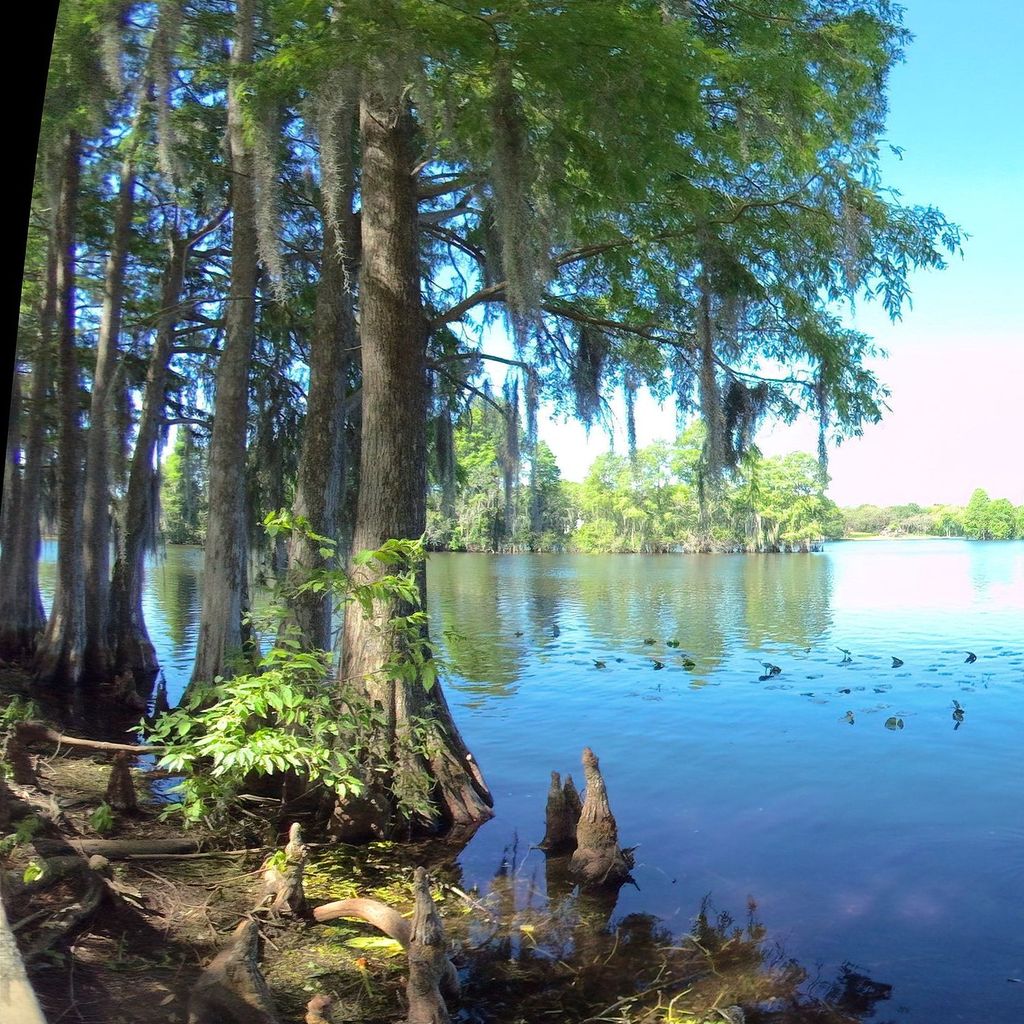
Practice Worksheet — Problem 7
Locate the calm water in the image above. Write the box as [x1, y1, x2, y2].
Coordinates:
[39, 540, 1024, 1020]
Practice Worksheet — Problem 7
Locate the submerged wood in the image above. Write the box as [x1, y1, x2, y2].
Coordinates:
[187, 919, 281, 1024]
[405, 866, 455, 1024]
[539, 770, 582, 853]
[570, 747, 634, 889]
[103, 750, 138, 813]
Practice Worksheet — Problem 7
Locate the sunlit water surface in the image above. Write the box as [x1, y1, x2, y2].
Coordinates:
[39, 539, 1024, 1021]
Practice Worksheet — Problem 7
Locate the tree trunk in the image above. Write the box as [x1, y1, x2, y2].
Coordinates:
[286, 87, 358, 651]
[339, 87, 492, 836]
[0, 228, 55, 658]
[109, 234, 189, 674]
[1, 367, 23, 550]
[35, 132, 87, 687]
[82, 158, 136, 679]
[188, 0, 257, 693]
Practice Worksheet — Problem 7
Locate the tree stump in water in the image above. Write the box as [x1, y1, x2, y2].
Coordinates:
[104, 751, 138, 813]
[187, 919, 280, 1024]
[404, 866, 454, 1024]
[538, 770, 582, 853]
[570, 747, 634, 889]
[261, 822, 308, 916]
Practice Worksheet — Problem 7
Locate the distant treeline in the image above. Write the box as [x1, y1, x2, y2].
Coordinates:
[158, 409, 1020, 558]
[841, 489, 1024, 540]
[420, 403, 841, 554]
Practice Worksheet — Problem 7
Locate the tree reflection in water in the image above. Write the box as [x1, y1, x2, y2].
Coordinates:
[449, 842, 894, 1024]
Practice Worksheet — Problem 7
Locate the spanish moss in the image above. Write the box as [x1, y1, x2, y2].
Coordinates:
[572, 326, 610, 428]
[815, 371, 830, 475]
[489, 60, 545, 347]
[252, 99, 286, 299]
[624, 369, 638, 460]
[311, 69, 357, 272]
[697, 275, 727, 480]
[723, 378, 769, 468]
[152, 0, 184, 184]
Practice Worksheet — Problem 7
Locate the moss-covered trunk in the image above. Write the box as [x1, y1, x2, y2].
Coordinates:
[338, 86, 492, 836]
[188, 0, 257, 692]
[36, 132, 86, 687]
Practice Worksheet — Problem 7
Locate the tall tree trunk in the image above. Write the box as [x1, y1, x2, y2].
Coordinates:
[109, 223, 202, 674]
[339, 88, 492, 835]
[35, 133, 86, 686]
[82, 157, 136, 679]
[286, 88, 358, 651]
[189, 0, 258, 692]
[0, 245, 54, 658]
[1, 369, 24, 558]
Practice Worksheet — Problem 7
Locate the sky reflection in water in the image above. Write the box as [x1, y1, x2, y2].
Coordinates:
[36, 539, 1024, 1021]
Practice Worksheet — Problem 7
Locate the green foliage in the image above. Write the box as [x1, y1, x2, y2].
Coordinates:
[160, 428, 208, 545]
[22, 859, 47, 884]
[0, 815, 43, 858]
[430, 412, 843, 553]
[145, 518, 442, 826]
[842, 489, 1024, 540]
[1, 696, 41, 740]
[88, 802, 115, 835]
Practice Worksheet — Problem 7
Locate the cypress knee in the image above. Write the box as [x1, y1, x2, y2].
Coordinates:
[570, 747, 634, 889]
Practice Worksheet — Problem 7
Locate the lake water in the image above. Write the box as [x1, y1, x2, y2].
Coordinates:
[38, 539, 1024, 1021]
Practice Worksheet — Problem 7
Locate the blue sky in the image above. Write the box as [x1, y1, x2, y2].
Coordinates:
[535, 0, 1024, 507]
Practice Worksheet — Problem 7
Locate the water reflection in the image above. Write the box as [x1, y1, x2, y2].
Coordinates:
[33, 539, 1024, 1021]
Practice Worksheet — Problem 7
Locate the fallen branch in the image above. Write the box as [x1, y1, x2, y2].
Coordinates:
[35, 837, 203, 857]
[16, 721, 163, 754]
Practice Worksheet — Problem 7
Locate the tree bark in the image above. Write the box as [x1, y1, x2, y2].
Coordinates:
[0, 215, 54, 658]
[286, 87, 358, 651]
[109, 238, 185, 673]
[109, 208, 226, 675]
[82, 157, 136, 678]
[338, 87, 492, 836]
[187, 919, 280, 1024]
[35, 132, 87, 687]
[188, 0, 258, 692]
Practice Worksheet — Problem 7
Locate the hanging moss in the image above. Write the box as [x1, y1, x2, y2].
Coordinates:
[251, 100, 286, 299]
[311, 69, 357, 273]
[723, 378, 769, 467]
[572, 326, 609, 428]
[489, 60, 546, 346]
[152, 0, 184, 186]
[815, 372, 830, 475]
[624, 370, 638, 460]
[697, 278, 727, 480]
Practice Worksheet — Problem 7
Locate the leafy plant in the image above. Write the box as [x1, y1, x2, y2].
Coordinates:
[23, 859, 46, 883]
[144, 517, 444, 827]
[89, 802, 116, 834]
[0, 814, 43, 858]
[1, 696, 42, 740]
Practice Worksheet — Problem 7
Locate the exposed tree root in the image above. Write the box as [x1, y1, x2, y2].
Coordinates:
[570, 747, 634, 889]
[538, 769, 582, 853]
[187, 919, 281, 1024]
